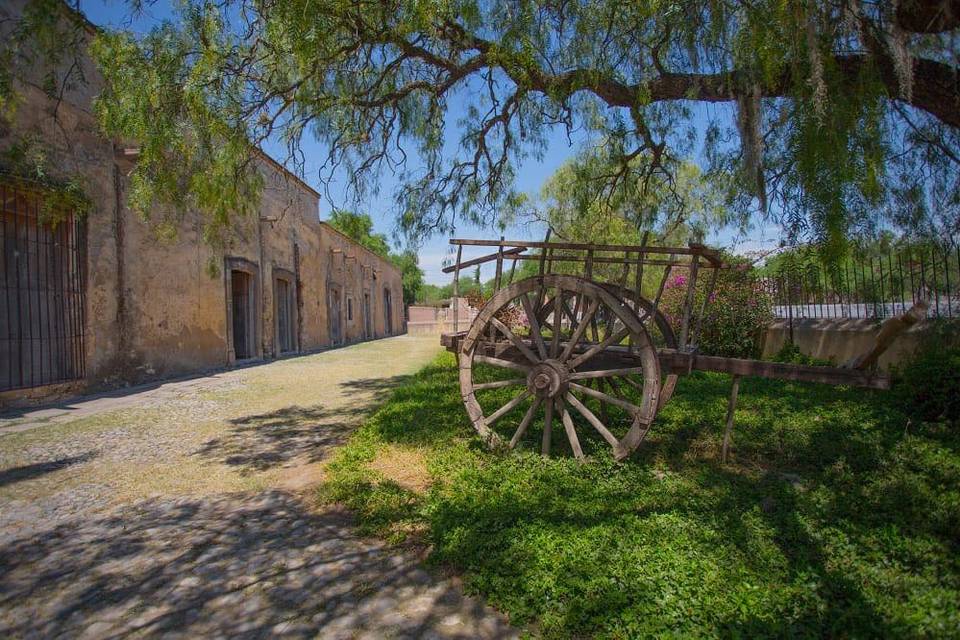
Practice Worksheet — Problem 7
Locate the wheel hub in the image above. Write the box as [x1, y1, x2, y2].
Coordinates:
[527, 359, 569, 399]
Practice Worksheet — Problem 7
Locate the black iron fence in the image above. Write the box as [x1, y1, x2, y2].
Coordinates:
[1, 180, 87, 391]
[760, 241, 960, 320]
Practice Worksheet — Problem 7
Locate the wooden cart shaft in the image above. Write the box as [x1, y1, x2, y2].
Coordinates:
[441, 332, 890, 390]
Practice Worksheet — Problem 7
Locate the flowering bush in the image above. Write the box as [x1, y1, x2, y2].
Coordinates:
[659, 262, 773, 358]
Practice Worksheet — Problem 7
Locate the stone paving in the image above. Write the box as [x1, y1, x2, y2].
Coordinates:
[0, 336, 518, 639]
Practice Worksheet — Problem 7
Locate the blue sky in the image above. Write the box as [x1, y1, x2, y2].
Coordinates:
[79, 0, 782, 285]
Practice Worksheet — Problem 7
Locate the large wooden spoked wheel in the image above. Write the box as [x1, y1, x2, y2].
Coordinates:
[599, 284, 680, 410]
[459, 275, 662, 461]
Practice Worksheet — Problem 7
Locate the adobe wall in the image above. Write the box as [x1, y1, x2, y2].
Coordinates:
[0, 0, 122, 399]
[407, 299, 478, 335]
[318, 223, 404, 344]
[0, 0, 406, 406]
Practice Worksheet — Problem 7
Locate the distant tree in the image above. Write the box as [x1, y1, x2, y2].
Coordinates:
[536, 156, 736, 246]
[390, 250, 424, 306]
[327, 210, 392, 258]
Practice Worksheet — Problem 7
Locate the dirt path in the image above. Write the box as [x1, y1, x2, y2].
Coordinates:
[0, 336, 517, 639]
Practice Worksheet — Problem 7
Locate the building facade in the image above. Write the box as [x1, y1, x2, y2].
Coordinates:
[0, 1, 405, 405]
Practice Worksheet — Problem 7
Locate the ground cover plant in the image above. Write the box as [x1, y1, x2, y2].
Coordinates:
[321, 352, 960, 638]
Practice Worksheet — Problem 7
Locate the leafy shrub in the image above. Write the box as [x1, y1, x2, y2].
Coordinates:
[771, 341, 833, 366]
[660, 261, 773, 358]
[895, 326, 960, 423]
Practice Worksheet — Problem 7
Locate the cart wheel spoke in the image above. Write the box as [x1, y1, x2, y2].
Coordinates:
[619, 374, 644, 392]
[550, 289, 563, 357]
[564, 391, 620, 448]
[487, 389, 532, 426]
[559, 297, 600, 362]
[473, 378, 526, 391]
[509, 396, 543, 449]
[489, 316, 539, 365]
[520, 293, 549, 359]
[474, 354, 531, 372]
[569, 382, 642, 416]
[557, 398, 585, 460]
[541, 398, 554, 455]
[567, 326, 630, 370]
[570, 366, 646, 380]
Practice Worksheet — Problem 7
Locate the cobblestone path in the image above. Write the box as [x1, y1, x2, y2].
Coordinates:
[0, 336, 517, 639]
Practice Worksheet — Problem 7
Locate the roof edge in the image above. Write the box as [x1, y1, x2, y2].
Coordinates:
[318, 221, 402, 277]
[252, 149, 322, 200]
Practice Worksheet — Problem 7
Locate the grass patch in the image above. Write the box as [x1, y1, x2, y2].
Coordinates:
[321, 352, 960, 638]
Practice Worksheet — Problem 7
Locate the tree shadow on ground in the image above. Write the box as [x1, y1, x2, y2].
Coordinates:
[0, 490, 516, 639]
[195, 405, 366, 474]
[340, 374, 415, 398]
[0, 451, 98, 488]
[194, 374, 419, 475]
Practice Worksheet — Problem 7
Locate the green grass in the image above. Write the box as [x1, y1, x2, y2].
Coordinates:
[320, 352, 960, 639]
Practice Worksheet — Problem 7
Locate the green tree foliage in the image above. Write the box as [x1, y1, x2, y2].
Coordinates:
[79, 0, 960, 251]
[390, 250, 425, 307]
[326, 209, 425, 305]
[537, 156, 738, 245]
[327, 209, 392, 257]
[6, 1, 959, 252]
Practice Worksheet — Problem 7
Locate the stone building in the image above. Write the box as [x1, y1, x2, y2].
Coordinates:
[0, 1, 405, 405]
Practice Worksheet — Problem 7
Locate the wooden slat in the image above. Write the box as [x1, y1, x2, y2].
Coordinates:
[657, 351, 891, 389]
[449, 238, 723, 265]
[565, 392, 620, 447]
[440, 246, 526, 274]
[474, 354, 531, 372]
[487, 390, 532, 425]
[510, 396, 543, 448]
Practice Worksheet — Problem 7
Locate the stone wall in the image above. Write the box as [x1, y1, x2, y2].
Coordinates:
[0, 0, 404, 406]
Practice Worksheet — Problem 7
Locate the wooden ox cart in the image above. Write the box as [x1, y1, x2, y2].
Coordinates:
[440, 238, 924, 461]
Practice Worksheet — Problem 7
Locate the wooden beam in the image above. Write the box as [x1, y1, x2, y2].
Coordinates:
[721, 375, 740, 464]
[448, 238, 723, 266]
[846, 302, 928, 370]
[659, 351, 890, 389]
[440, 246, 526, 274]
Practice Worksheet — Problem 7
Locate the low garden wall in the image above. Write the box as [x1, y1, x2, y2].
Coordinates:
[761, 317, 931, 370]
[407, 300, 479, 335]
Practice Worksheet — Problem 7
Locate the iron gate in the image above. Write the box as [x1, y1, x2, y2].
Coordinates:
[1, 180, 86, 391]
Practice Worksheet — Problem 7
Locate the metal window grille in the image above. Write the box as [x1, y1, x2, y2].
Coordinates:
[1, 181, 86, 391]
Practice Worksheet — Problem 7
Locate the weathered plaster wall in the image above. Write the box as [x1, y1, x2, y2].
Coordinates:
[1, 0, 406, 405]
[0, 0, 121, 400]
[317, 223, 404, 344]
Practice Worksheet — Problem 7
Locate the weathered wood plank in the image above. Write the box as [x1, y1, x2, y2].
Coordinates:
[440, 246, 526, 274]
